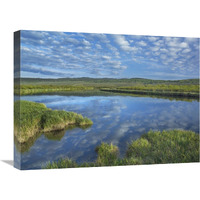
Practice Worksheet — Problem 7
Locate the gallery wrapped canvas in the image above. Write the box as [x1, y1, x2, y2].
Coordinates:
[14, 30, 199, 170]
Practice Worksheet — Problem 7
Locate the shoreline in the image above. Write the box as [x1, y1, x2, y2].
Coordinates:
[15, 87, 199, 99]
[14, 100, 93, 144]
[100, 89, 199, 98]
[14, 78, 199, 97]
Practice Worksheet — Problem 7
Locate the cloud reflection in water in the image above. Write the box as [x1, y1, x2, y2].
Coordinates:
[17, 95, 199, 169]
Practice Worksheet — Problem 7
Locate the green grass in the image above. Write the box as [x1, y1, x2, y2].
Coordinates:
[44, 129, 199, 169]
[14, 100, 93, 143]
[45, 159, 78, 169]
[14, 85, 94, 95]
[95, 143, 119, 166]
[126, 129, 199, 164]
[116, 84, 199, 93]
[14, 78, 199, 98]
[101, 84, 199, 98]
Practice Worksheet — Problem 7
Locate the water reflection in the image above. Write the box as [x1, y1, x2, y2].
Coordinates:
[15, 95, 199, 169]
[15, 125, 92, 153]
[14, 132, 42, 153]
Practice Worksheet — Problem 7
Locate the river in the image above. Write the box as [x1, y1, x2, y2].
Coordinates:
[14, 94, 199, 169]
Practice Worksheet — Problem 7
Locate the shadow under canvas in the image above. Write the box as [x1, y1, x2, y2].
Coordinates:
[2, 160, 13, 167]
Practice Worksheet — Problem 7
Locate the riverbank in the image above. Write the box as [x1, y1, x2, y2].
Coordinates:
[14, 77, 199, 98]
[14, 85, 94, 95]
[45, 129, 199, 168]
[14, 100, 93, 143]
[15, 84, 199, 99]
[100, 88, 199, 98]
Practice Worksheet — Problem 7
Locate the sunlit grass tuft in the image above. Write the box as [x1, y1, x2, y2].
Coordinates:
[126, 129, 199, 164]
[95, 143, 119, 166]
[45, 158, 77, 169]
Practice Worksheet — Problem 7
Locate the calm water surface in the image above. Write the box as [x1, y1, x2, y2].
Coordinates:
[15, 95, 199, 169]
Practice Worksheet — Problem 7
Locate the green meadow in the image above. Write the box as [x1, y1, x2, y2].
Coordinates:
[14, 78, 199, 98]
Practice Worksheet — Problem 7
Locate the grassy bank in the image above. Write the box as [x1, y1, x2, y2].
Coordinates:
[101, 84, 199, 98]
[101, 88, 199, 98]
[15, 84, 199, 98]
[45, 129, 199, 169]
[14, 78, 199, 99]
[14, 100, 93, 143]
[14, 85, 94, 95]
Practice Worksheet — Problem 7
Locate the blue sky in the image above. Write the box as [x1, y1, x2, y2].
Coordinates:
[18, 30, 199, 80]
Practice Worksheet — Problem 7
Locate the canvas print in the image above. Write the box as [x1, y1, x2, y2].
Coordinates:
[14, 30, 199, 170]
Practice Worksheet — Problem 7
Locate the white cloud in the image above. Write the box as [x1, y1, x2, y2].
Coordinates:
[166, 38, 189, 49]
[115, 35, 129, 47]
[102, 55, 111, 60]
[153, 40, 163, 46]
[145, 52, 150, 56]
[82, 39, 90, 46]
[154, 52, 160, 56]
[65, 37, 79, 45]
[148, 36, 158, 42]
[150, 58, 158, 62]
[114, 35, 137, 52]
[89, 33, 110, 44]
[185, 37, 198, 43]
[169, 47, 182, 53]
[182, 48, 191, 53]
[169, 51, 178, 58]
[160, 54, 167, 60]
[151, 46, 159, 51]
[179, 42, 188, 48]
[168, 41, 178, 47]
[160, 48, 168, 53]
[121, 66, 127, 70]
[95, 44, 102, 49]
[114, 51, 120, 58]
[21, 46, 31, 52]
[138, 40, 147, 46]
[21, 31, 199, 79]
[167, 58, 175, 63]
[165, 37, 172, 42]
[166, 37, 181, 47]
[52, 40, 60, 45]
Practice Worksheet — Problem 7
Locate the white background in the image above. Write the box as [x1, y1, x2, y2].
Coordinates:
[0, 0, 199, 200]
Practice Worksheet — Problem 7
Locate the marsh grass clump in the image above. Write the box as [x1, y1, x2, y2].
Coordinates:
[76, 117, 93, 126]
[95, 143, 119, 166]
[14, 100, 49, 143]
[126, 130, 199, 164]
[14, 100, 93, 143]
[126, 138, 151, 158]
[45, 158, 78, 169]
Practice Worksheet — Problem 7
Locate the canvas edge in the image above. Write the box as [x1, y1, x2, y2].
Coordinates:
[14, 30, 21, 170]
